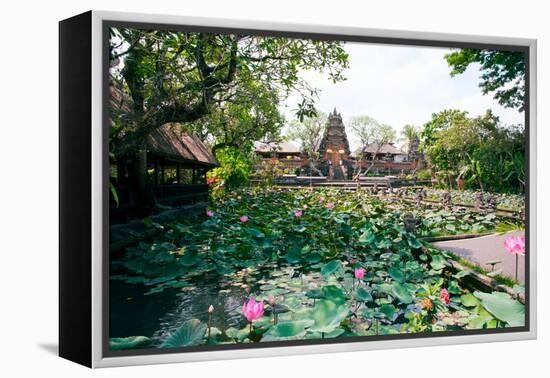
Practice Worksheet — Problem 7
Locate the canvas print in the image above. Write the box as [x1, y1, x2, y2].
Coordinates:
[107, 24, 527, 353]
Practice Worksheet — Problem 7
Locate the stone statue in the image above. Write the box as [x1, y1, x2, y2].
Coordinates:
[485, 193, 497, 212]
[475, 191, 484, 213]
[403, 213, 418, 235]
[442, 190, 452, 210]
[415, 188, 425, 207]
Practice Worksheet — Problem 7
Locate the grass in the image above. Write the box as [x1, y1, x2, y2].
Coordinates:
[443, 249, 518, 288]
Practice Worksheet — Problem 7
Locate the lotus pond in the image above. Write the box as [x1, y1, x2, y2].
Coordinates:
[109, 188, 525, 351]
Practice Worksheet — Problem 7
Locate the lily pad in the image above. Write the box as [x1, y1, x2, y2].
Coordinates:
[474, 291, 525, 327]
[161, 319, 207, 348]
[356, 287, 373, 302]
[308, 300, 349, 334]
[109, 336, 152, 351]
[321, 260, 342, 276]
[430, 254, 448, 270]
[391, 282, 413, 304]
[262, 320, 314, 340]
[388, 267, 405, 282]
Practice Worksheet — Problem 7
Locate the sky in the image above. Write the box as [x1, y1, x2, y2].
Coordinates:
[281, 42, 525, 151]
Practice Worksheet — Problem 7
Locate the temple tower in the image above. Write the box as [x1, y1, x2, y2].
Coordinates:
[318, 108, 351, 164]
[317, 108, 351, 180]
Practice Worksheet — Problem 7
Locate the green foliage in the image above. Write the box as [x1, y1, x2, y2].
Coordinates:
[109, 28, 349, 156]
[474, 291, 525, 327]
[263, 320, 314, 341]
[398, 124, 419, 155]
[109, 336, 152, 350]
[350, 116, 396, 153]
[308, 300, 349, 334]
[420, 109, 525, 193]
[161, 319, 207, 348]
[287, 111, 327, 160]
[445, 48, 525, 110]
[111, 188, 525, 348]
[209, 147, 252, 190]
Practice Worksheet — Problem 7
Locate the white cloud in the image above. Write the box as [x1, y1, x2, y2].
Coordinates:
[282, 42, 525, 151]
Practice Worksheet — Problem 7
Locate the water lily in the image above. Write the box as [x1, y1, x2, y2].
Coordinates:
[440, 288, 450, 305]
[242, 298, 265, 335]
[239, 215, 249, 223]
[326, 202, 335, 209]
[354, 267, 366, 280]
[242, 298, 264, 322]
[206, 210, 214, 217]
[294, 210, 303, 218]
[504, 235, 525, 255]
[504, 235, 525, 282]
[207, 304, 214, 338]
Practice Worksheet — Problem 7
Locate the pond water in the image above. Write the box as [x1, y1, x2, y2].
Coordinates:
[110, 264, 315, 346]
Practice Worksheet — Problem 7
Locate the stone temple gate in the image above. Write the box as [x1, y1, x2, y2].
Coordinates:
[317, 108, 352, 180]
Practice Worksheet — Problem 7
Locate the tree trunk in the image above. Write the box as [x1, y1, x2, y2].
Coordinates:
[133, 145, 156, 215]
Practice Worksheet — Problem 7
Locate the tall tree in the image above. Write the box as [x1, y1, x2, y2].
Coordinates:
[420, 109, 524, 192]
[286, 111, 328, 177]
[109, 27, 349, 156]
[349, 116, 396, 179]
[398, 124, 419, 154]
[445, 49, 526, 111]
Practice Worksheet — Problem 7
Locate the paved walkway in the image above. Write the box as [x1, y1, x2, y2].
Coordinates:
[434, 230, 525, 283]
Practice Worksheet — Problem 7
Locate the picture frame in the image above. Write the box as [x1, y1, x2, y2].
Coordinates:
[59, 10, 537, 368]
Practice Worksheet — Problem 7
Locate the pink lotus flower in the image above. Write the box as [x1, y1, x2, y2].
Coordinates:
[208, 304, 214, 313]
[268, 295, 276, 306]
[319, 196, 325, 203]
[303, 204, 308, 209]
[504, 235, 525, 255]
[326, 202, 335, 209]
[354, 267, 366, 279]
[294, 210, 303, 218]
[440, 288, 450, 305]
[206, 210, 214, 217]
[239, 215, 249, 223]
[242, 298, 265, 322]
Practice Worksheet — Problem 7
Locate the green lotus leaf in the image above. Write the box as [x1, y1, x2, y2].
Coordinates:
[161, 319, 207, 348]
[321, 260, 342, 276]
[262, 320, 314, 341]
[109, 336, 152, 351]
[284, 247, 302, 264]
[460, 293, 480, 308]
[391, 282, 413, 304]
[306, 288, 325, 299]
[322, 285, 346, 305]
[407, 236, 422, 249]
[379, 304, 396, 320]
[356, 287, 373, 302]
[306, 327, 345, 339]
[474, 291, 525, 327]
[430, 254, 448, 270]
[388, 267, 405, 282]
[245, 227, 265, 238]
[308, 300, 350, 334]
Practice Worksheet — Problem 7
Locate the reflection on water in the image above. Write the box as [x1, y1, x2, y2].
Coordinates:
[110, 266, 291, 347]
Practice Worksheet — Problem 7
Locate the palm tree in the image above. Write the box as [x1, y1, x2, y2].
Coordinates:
[399, 124, 419, 155]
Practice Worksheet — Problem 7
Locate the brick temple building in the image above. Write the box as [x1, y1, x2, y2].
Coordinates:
[317, 108, 353, 180]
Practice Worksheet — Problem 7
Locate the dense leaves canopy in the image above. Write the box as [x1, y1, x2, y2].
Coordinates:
[445, 49, 525, 111]
[420, 109, 524, 193]
[109, 27, 349, 156]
